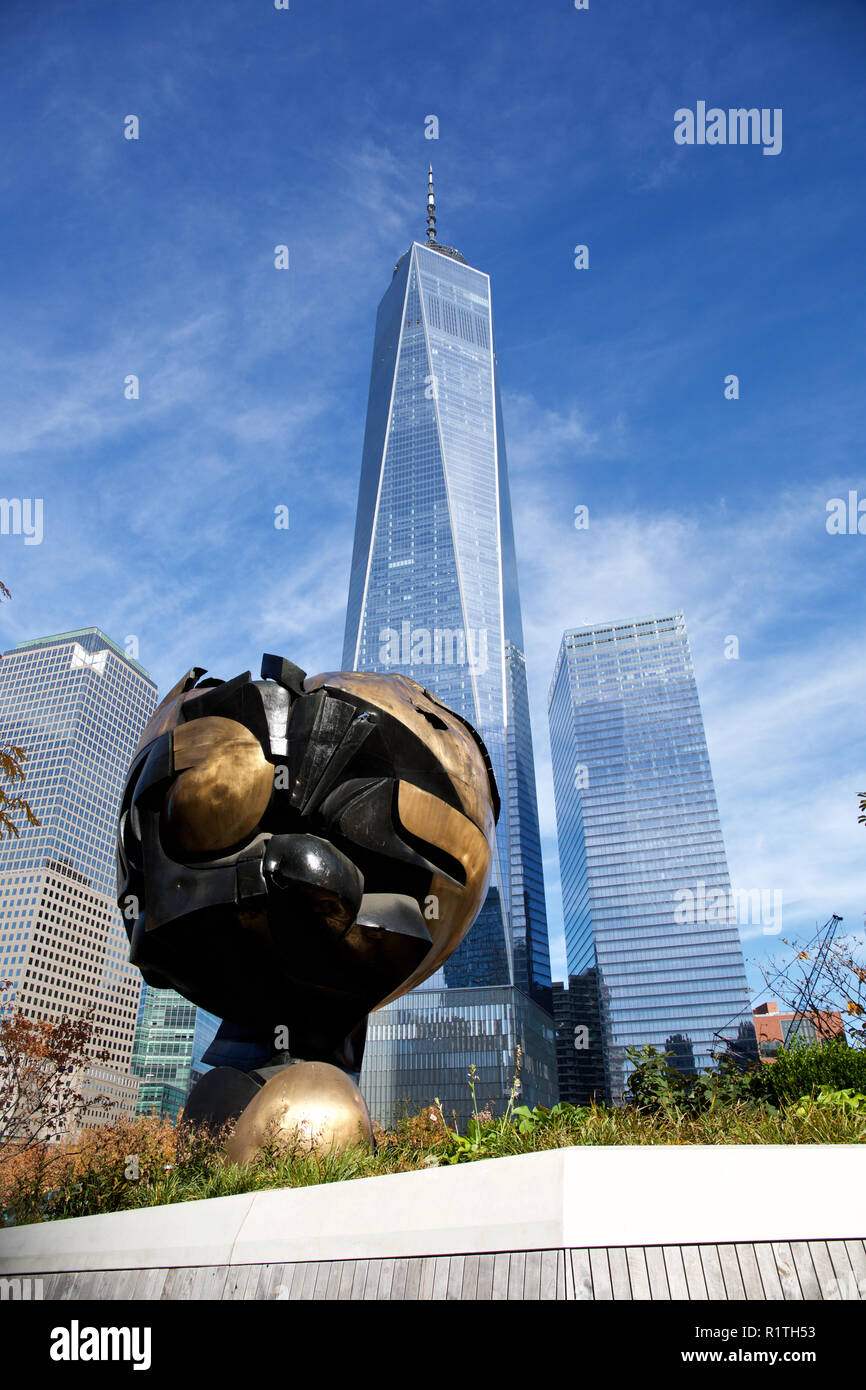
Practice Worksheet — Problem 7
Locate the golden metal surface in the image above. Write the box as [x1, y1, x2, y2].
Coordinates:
[224, 1061, 373, 1165]
[134, 670, 206, 756]
[304, 670, 496, 841]
[373, 781, 492, 1007]
[165, 716, 273, 855]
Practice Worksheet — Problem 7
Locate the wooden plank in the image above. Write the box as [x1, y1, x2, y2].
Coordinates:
[403, 1258, 422, 1301]
[825, 1240, 860, 1301]
[208, 1266, 231, 1300]
[184, 1266, 212, 1299]
[375, 1258, 395, 1301]
[445, 1256, 465, 1301]
[103, 1268, 138, 1299]
[523, 1251, 542, 1300]
[336, 1261, 357, 1301]
[475, 1254, 495, 1301]
[221, 1265, 247, 1301]
[240, 1263, 263, 1300]
[681, 1246, 708, 1300]
[389, 1258, 409, 1301]
[248, 1263, 271, 1301]
[734, 1244, 765, 1301]
[491, 1252, 510, 1301]
[161, 1266, 196, 1300]
[802, 1242, 839, 1300]
[268, 1263, 294, 1300]
[94, 1272, 116, 1298]
[589, 1248, 613, 1300]
[539, 1250, 558, 1300]
[191, 1265, 228, 1300]
[136, 1267, 170, 1302]
[644, 1246, 670, 1300]
[607, 1248, 631, 1300]
[556, 1250, 569, 1300]
[296, 1267, 319, 1295]
[417, 1256, 436, 1300]
[313, 1261, 333, 1300]
[772, 1242, 804, 1300]
[350, 1260, 369, 1300]
[717, 1245, 746, 1301]
[362, 1259, 382, 1300]
[278, 1262, 306, 1300]
[507, 1252, 526, 1300]
[430, 1256, 450, 1301]
[698, 1247, 727, 1300]
[844, 1238, 866, 1292]
[320, 1260, 341, 1301]
[264, 1262, 291, 1301]
[90, 1271, 111, 1299]
[752, 1244, 785, 1301]
[101, 1269, 125, 1300]
[109, 1269, 134, 1299]
[461, 1254, 480, 1301]
[51, 1273, 76, 1301]
[788, 1242, 821, 1300]
[571, 1249, 594, 1300]
[626, 1247, 651, 1301]
[662, 1246, 689, 1300]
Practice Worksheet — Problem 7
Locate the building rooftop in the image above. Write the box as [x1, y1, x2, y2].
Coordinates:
[8, 626, 154, 683]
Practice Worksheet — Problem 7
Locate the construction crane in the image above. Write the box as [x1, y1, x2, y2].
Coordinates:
[788, 913, 843, 1041]
[712, 912, 844, 1063]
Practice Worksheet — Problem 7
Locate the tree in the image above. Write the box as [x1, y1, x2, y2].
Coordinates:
[0, 582, 40, 839]
[0, 746, 40, 840]
[0, 994, 114, 1171]
[758, 934, 865, 1049]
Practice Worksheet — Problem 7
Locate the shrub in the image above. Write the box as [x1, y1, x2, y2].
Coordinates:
[753, 1039, 866, 1107]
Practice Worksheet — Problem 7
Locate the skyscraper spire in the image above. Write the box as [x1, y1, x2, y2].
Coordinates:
[426, 164, 436, 243]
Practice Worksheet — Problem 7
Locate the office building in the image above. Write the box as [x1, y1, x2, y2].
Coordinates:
[343, 171, 556, 1123]
[131, 984, 220, 1119]
[551, 975, 606, 1106]
[0, 627, 158, 1130]
[548, 612, 756, 1100]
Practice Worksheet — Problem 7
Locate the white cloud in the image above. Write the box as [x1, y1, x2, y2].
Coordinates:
[504, 393, 866, 982]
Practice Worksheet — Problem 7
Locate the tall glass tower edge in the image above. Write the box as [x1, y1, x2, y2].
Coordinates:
[343, 193, 556, 1125]
[548, 611, 757, 1101]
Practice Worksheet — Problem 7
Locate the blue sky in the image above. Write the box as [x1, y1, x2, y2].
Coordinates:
[1, 0, 864, 998]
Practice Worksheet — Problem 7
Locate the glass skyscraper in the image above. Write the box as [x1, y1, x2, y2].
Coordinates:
[0, 627, 158, 1128]
[131, 984, 220, 1119]
[344, 172, 556, 1124]
[548, 613, 756, 1101]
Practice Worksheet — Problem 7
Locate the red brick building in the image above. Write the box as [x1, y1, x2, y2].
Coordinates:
[752, 1001, 845, 1060]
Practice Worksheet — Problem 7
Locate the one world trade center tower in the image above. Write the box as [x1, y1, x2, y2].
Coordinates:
[343, 171, 557, 1124]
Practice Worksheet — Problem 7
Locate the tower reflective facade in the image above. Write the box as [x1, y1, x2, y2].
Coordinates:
[0, 627, 158, 1129]
[344, 183, 556, 1123]
[548, 613, 756, 1101]
[131, 984, 220, 1119]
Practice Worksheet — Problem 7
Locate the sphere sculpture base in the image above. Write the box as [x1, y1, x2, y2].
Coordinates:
[223, 1061, 374, 1165]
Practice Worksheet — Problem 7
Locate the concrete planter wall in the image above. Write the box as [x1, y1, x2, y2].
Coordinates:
[1, 1145, 863, 1301]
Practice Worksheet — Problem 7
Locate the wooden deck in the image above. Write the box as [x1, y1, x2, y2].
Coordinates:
[37, 1238, 866, 1300]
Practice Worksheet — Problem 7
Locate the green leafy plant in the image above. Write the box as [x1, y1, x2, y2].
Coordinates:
[793, 1084, 866, 1117]
[511, 1101, 586, 1135]
[753, 1038, 866, 1107]
[624, 1045, 692, 1113]
[439, 1049, 525, 1163]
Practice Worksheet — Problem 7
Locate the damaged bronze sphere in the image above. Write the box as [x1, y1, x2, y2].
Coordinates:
[116, 653, 498, 1160]
[224, 1062, 374, 1165]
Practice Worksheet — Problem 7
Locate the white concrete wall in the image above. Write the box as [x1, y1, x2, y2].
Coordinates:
[0, 1144, 863, 1275]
